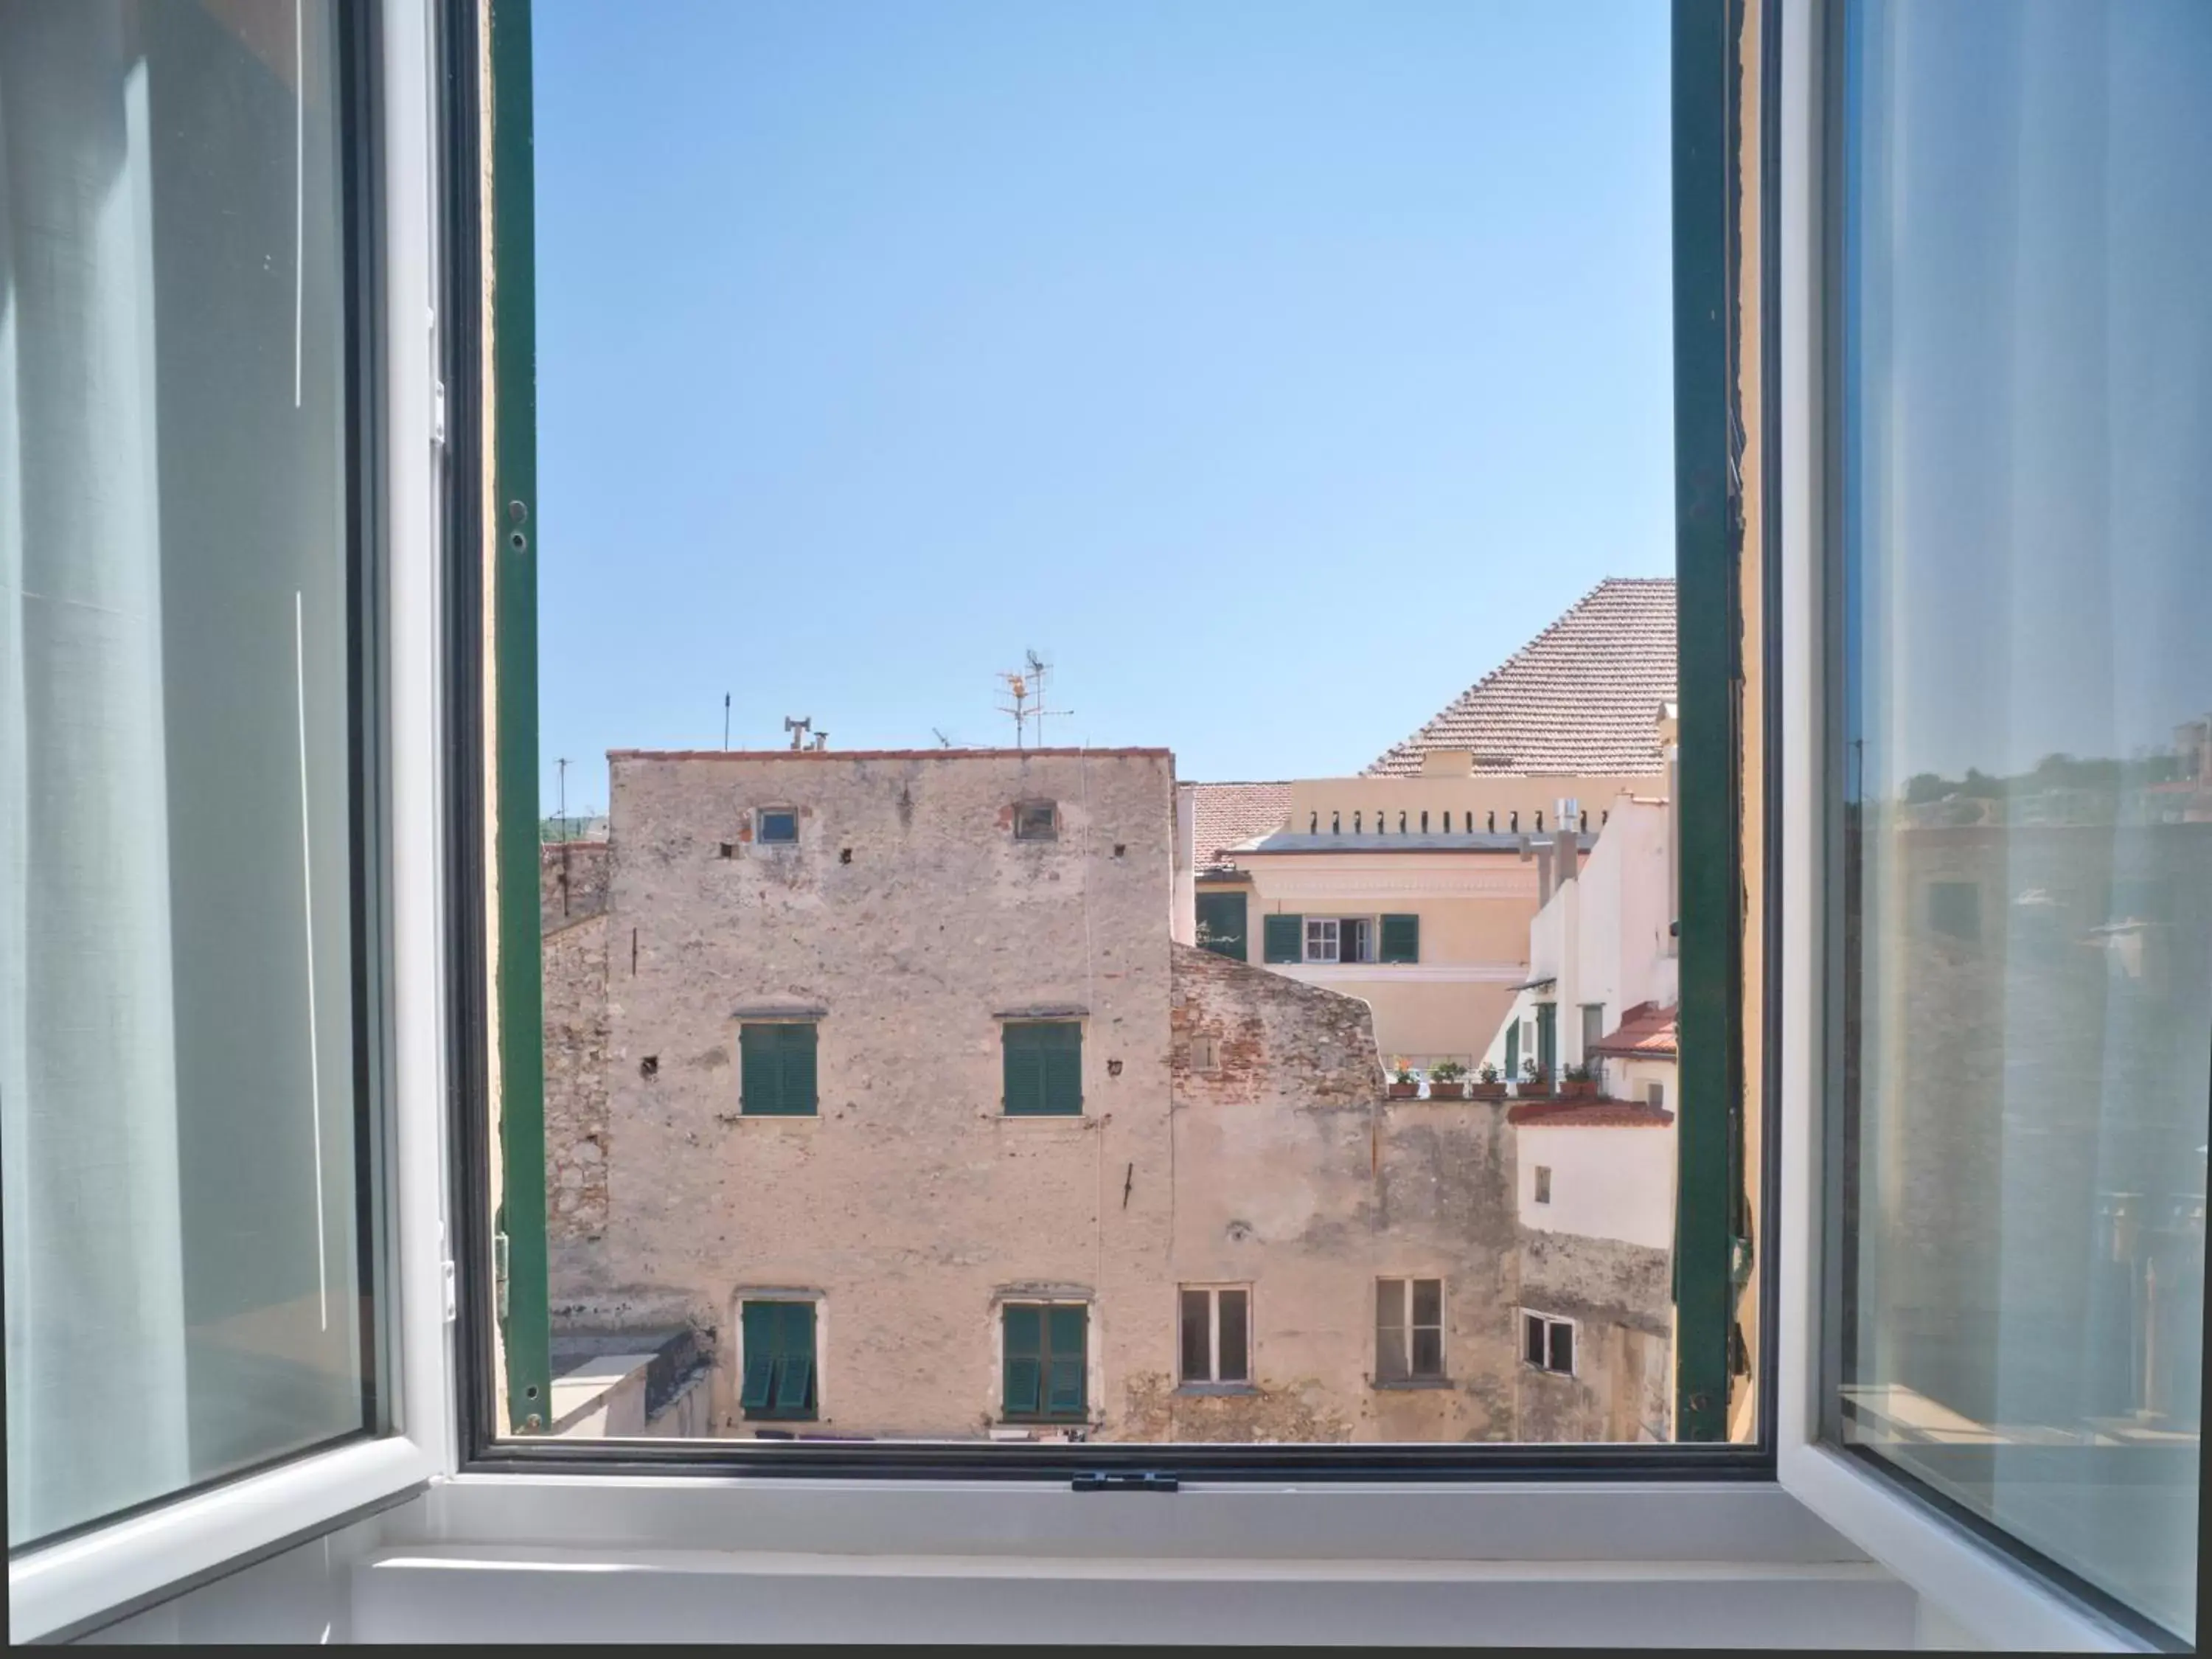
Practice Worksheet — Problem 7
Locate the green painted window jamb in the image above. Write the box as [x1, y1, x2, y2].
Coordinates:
[491, 0, 550, 1436]
[1669, 0, 1742, 1444]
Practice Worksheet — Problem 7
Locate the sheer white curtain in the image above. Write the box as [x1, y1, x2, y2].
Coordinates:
[1, 0, 193, 1548]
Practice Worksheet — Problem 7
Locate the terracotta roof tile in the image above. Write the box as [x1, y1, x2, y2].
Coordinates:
[1183, 781, 1291, 872]
[1366, 577, 1676, 777]
[1588, 1000, 1679, 1060]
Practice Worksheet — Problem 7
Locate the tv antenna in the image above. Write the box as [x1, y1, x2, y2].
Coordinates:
[997, 650, 1071, 749]
[784, 715, 813, 752]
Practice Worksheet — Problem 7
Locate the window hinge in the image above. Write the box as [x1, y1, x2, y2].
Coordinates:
[1072, 1471, 1178, 1494]
[493, 1231, 510, 1324]
[442, 1258, 458, 1324]
[431, 378, 448, 451]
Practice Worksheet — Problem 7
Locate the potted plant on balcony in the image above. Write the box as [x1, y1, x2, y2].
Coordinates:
[1518, 1056, 1548, 1096]
[1427, 1058, 1469, 1101]
[1387, 1059, 1421, 1100]
[1560, 1060, 1599, 1099]
[1470, 1061, 1506, 1101]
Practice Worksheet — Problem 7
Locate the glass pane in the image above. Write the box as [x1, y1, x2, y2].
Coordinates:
[1, 0, 377, 1548]
[1178, 1290, 1211, 1382]
[1411, 1279, 1443, 1327]
[1836, 0, 2209, 1638]
[1547, 1322, 1573, 1377]
[1217, 1290, 1249, 1384]
[1411, 1327, 1444, 1380]
[1375, 1327, 1410, 1385]
[1524, 1315, 1547, 1368]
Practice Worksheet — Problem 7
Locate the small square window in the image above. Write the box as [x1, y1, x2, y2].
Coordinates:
[1644, 1081, 1666, 1113]
[1534, 1166, 1552, 1204]
[1375, 1277, 1444, 1382]
[757, 808, 799, 844]
[1521, 1309, 1575, 1376]
[1188, 1034, 1220, 1072]
[1014, 801, 1057, 841]
[1179, 1286, 1251, 1385]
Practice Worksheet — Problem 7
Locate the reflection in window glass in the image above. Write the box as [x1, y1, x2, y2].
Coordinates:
[1, 0, 378, 1547]
[1835, 0, 2209, 1638]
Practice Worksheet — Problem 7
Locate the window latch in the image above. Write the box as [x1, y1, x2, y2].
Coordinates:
[1071, 1471, 1178, 1494]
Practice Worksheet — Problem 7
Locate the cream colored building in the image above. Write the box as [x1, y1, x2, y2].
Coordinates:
[1179, 577, 1677, 1076]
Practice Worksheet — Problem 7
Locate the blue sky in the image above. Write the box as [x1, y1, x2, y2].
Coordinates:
[533, 0, 1674, 815]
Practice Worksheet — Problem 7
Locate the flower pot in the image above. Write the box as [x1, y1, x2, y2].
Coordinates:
[1470, 1082, 1507, 1101]
[1562, 1079, 1599, 1099]
[1386, 1082, 1421, 1099]
[1427, 1081, 1469, 1101]
[1517, 1076, 1551, 1097]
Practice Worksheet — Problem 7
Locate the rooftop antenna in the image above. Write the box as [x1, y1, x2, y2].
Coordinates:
[723, 693, 731, 751]
[784, 715, 813, 752]
[999, 650, 1072, 749]
[932, 728, 956, 748]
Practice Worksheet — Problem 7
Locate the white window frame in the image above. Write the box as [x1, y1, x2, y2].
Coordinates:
[18, 7, 2160, 1649]
[1520, 1309, 1576, 1377]
[1178, 1284, 1253, 1387]
[1767, 6, 2145, 1647]
[1374, 1276, 1447, 1385]
[1303, 915, 1340, 962]
[7, 5, 454, 1641]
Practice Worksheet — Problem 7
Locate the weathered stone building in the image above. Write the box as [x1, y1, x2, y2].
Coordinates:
[547, 745, 1674, 1443]
[542, 840, 611, 1243]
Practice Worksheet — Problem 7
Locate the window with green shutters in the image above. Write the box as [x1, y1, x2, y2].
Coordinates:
[1002, 1303, 1088, 1421]
[1261, 912, 1303, 963]
[740, 1301, 818, 1421]
[740, 1022, 818, 1116]
[1001, 1020, 1082, 1116]
[1378, 913, 1419, 963]
[1505, 1017, 1520, 1077]
[1194, 891, 1248, 960]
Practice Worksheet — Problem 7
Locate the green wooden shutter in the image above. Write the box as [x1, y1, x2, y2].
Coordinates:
[1379, 914, 1419, 963]
[775, 1353, 815, 1414]
[1537, 1002, 1557, 1079]
[1004, 1305, 1043, 1416]
[740, 1301, 777, 1410]
[1041, 1023, 1082, 1116]
[1046, 1305, 1087, 1416]
[1003, 1025, 1044, 1116]
[1262, 913, 1303, 963]
[1196, 891, 1249, 960]
[1506, 1017, 1520, 1075]
[740, 1024, 779, 1116]
[782, 1023, 818, 1114]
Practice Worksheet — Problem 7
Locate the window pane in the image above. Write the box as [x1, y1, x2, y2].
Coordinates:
[1, 0, 375, 1548]
[1547, 1322, 1573, 1377]
[1179, 1290, 1211, 1382]
[1524, 1314, 1547, 1368]
[1411, 1279, 1442, 1328]
[1217, 1290, 1249, 1384]
[1837, 1, 2209, 1638]
[1375, 1328, 1410, 1385]
[1411, 1327, 1444, 1380]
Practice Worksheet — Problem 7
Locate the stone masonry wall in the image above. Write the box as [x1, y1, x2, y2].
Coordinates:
[543, 844, 612, 1250]
[1159, 943, 1523, 1442]
[585, 749, 1179, 1439]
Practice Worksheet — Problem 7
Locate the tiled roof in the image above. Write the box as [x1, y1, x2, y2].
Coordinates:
[1366, 577, 1676, 777]
[1509, 1099, 1675, 1127]
[1184, 781, 1291, 872]
[1588, 1000, 1679, 1060]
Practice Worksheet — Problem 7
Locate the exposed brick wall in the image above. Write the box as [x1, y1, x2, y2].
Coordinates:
[1169, 942, 1382, 1107]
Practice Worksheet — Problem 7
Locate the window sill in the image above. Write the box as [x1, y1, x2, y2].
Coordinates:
[1369, 1378, 1454, 1391]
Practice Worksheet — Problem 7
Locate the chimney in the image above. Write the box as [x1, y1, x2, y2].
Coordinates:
[1420, 748, 1475, 778]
